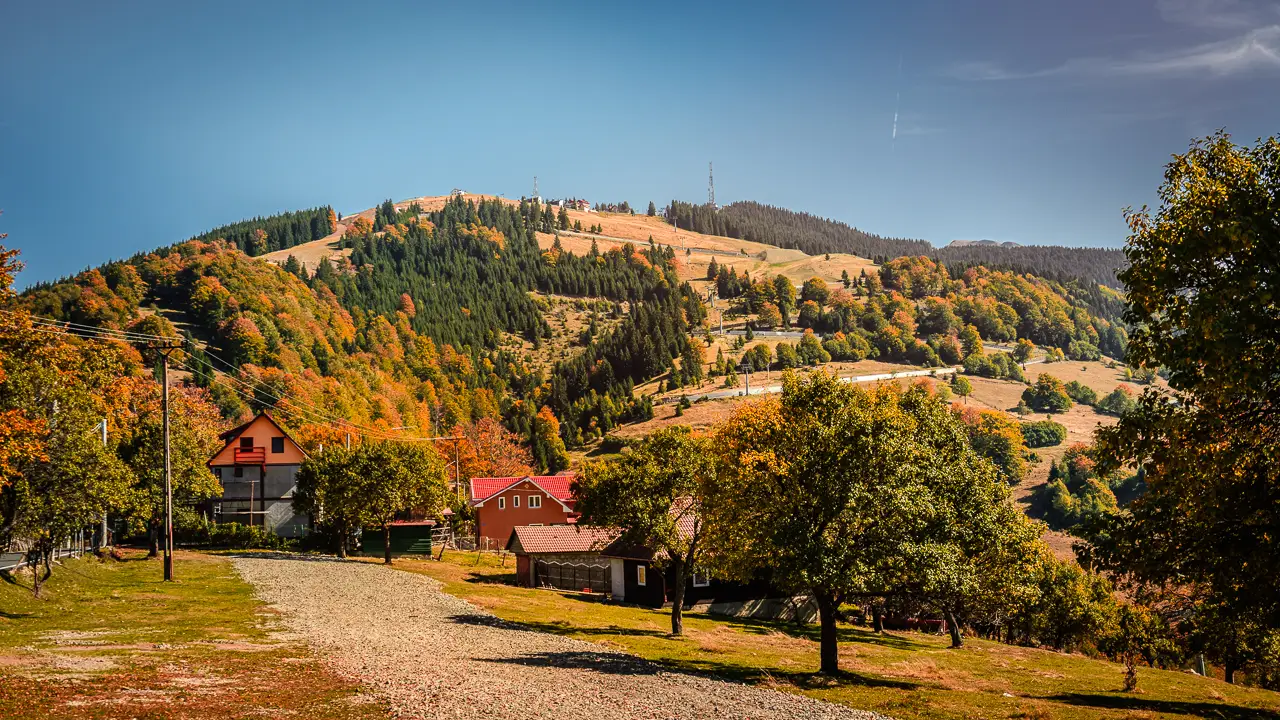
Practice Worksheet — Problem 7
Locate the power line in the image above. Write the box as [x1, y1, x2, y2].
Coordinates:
[21, 314, 445, 443]
[16, 311, 409, 439]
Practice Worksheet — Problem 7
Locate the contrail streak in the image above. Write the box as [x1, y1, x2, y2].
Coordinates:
[892, 52, 903, 146]
[892, 90, 899, 141]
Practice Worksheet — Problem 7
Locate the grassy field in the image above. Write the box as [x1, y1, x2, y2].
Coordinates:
[396, 552, 1280, 720]
[0, 550, 387, 720]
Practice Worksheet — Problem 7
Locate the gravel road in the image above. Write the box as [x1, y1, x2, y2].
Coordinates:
[232, 555, 891, 720]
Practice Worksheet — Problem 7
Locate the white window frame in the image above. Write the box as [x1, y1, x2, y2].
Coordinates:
[692, 571, 710, 588]
[528, 495, 542, 509]
[513, 495, 520, 508]
[497, 497, 505, 510]
[636, 565, 647, 586]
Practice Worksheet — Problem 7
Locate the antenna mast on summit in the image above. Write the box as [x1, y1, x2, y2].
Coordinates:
[533, 176, 539, 202]
[708, 162, 716, 209]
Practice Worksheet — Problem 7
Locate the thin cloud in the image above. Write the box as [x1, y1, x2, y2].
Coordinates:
[1156, 0, 1280, 29]
[949, 25, 1280, 80]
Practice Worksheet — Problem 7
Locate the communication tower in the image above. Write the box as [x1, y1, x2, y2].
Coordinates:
[708, 162, 716, 209]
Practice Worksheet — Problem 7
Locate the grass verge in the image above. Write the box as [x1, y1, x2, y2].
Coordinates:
[0, 549, 386, 720]
[394, 551, 1280, 720]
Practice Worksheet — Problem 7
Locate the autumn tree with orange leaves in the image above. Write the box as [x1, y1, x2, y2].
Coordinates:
[0, 242, 132, 595]
[450, 418, 534, 483]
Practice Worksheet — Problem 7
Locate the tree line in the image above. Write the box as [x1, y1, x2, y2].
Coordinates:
[188, 206, 335, 257]
[670, 199, 1126, 290]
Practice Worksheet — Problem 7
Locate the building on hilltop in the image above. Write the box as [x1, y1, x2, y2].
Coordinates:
[468, 473, 577, 546]
[205, 412, 309, 537]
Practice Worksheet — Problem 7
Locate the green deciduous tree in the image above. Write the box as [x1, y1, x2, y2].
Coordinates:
[1064, 380, 1098, 406]
[531, 406, 569, 474]
[1085, 134, 1280, 669]
[573, 426, 714, 636]
[114, 379, 224, 555]
[1013, 338, 1035, 364]
[959, 324, 984, 358]
[1096, 386, 1136, 416]
[294, 447, 363, 557]
[356, 442, 448, 565]
[705, 372, 1039, 672]
[1022, 374, 1073, 413]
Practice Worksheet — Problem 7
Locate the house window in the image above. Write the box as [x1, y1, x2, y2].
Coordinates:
[513, 495, 520, 508]
[497, 497, 505, 510]
[528, 495, 541, 509]
[692, 571, 710, 588]
[234, 467, 244, 478]
[271, 437, 285, 454]
[213, 468, 223, 480]
[636, 565, 647, 586]
[240, 437, 253, 449]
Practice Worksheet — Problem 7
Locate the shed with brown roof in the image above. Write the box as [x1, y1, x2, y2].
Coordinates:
[505, 525, 619, 592]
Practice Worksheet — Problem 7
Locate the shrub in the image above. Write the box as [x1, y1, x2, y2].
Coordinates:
[1022, 420, 1067, 448]
[177, 519, 292, 550]
[963, 351, 1026, 382]
[775, 343, 801, 369]
[1097, 386, 1138, 416]
[1022, 374, 1073, 413]
[1064, 380, 1098, 406]
[1067, 340, 1101, 361]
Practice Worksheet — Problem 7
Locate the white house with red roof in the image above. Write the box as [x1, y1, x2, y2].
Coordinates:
[469, 474, 577, 545]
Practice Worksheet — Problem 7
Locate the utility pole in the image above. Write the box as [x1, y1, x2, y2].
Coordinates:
[98, 418, 108, 550]
[152, 341, 183, 582]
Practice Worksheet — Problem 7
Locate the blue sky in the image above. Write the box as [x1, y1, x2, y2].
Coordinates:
[2, 0, 1277, 285]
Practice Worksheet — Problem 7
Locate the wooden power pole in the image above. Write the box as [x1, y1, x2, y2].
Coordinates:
[153, 341, 183, 582]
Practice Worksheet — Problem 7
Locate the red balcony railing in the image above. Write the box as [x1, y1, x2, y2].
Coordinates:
[234, 447, 266, 465]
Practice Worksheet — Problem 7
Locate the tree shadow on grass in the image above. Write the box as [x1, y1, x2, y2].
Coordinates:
[1047, 692, 1280, 720]
[446, 613, 669, 640]
[712, 614, 928, 652]
[478, 650, 659, 675]
[462, 570, 516, 585]
[477, 648, 921, 692]
[662, 655, 922, 691]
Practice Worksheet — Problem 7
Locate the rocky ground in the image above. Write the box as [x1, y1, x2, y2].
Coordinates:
[232, 554, 891, 720]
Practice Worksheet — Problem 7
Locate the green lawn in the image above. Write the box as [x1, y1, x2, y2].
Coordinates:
[0, 550, 387, 720]
[396, 551, 1280, 720]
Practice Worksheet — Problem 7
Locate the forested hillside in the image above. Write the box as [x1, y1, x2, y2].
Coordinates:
[188, 206, 335, 256]
[667, 200, 1126, 289]
[21, 197, 703, 460]
[667, 200, 931, 260]
[708, 254, 1127, 365]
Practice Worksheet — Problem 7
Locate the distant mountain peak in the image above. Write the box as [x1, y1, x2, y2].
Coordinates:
[948, 239, 1022, 249]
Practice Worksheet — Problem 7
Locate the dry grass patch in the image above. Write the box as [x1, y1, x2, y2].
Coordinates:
[0, 550, 387, 720]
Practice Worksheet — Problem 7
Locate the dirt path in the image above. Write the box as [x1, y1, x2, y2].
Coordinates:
[233, 555, 890, 720]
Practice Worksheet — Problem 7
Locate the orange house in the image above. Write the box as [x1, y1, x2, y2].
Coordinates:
[469, 474, 577, 546]
[206, 412, 310, 537]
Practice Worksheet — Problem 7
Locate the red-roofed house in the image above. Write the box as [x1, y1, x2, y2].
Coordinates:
[469, 474, 577, 546]
[505, 525, 619, 590]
